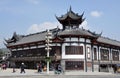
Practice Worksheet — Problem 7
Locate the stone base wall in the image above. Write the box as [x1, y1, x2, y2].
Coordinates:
[87, 62, 92, 72]
[61, 60, 65, 71]
[94, 65, 99, 72]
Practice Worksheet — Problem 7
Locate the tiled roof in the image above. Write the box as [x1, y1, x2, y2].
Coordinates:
[6, 28, 120, 47]
[97, 37, 120, 47]
[56, 10, 82, 20]
[7, 32, 46, 46]
[6, 28, 59, 46]
[58, 28, 96, 37]
[56, 7, 85, 25]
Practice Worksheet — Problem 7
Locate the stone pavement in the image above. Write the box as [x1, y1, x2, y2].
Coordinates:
[0, 68, 116, 77]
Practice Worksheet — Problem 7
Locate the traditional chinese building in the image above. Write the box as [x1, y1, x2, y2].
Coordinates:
[5, 7, 120, 72]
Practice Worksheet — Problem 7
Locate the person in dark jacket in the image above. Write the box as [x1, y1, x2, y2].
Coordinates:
[12, 63, 16, 73]
[20, 63, 25, 73]
[58, 64, 62, 73]
[38, 63, 42, 73]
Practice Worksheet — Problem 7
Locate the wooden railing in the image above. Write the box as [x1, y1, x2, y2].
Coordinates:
[10, 55, 61, 61]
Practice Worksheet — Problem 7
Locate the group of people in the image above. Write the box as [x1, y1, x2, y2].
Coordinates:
[36, 63, 63, 74]
[11, 62, 63, 74]
[12, 62, 26, 73]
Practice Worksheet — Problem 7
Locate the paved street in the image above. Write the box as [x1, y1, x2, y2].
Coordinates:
[1, 75, 120, 78]
[0, 68, 120, 78]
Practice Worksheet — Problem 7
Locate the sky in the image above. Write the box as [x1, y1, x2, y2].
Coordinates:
[0, 0, 120, 48]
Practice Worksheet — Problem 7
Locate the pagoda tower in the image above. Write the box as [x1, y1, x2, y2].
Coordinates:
[56, 7, 85, 30]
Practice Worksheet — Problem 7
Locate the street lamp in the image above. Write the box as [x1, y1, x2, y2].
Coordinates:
[45, 29, 52, 74]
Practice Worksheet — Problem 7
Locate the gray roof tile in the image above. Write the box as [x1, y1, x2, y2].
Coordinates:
[6, 28, 120, 47]
[58, 28, 95, 37]
[7, 32, 46, 46]
[97, 37, 120, 47]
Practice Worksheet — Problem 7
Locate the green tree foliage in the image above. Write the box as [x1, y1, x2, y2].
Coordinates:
[45, 56, 51, 63]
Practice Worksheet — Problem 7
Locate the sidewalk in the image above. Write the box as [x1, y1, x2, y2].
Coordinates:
[0, 68, 45, 76]
[64, 70, 113, 75]
[0, 68, 115, 76]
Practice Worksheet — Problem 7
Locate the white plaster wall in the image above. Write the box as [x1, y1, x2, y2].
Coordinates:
[71, 38, 78, 41]
[38, 45, 45, 48]
[86, 44, 91, 60]
[79, 38, 85, 42]
[30, 46, 37, 49]
[24, 47, 29, 50]
[52, 43, 61, 46]
[17, 48, 22, 50]
[99, 46, 101, 60]
[65, 37, 85, 42]
[86, 39, 91, 43]
[65, 38, 70, 41]
[12, 49, 17, 51]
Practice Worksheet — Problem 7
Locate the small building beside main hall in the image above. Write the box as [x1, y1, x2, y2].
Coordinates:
[5, 7, 120, 72]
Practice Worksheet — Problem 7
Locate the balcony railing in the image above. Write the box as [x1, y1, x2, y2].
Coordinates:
[10, 55, 62, 61]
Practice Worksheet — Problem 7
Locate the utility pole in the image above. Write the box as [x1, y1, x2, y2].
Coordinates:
[45, 29, 52, 74]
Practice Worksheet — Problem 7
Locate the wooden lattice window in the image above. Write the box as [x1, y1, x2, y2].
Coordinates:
[65, 61, 84, 70]
[94, 48, 97, 60]
[65, 46, 83, 55]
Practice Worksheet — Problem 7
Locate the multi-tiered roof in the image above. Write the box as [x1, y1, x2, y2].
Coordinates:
[56, 7, 85, 30]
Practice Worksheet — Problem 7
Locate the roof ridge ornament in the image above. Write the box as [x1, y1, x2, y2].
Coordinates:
[69, 5, 72, 12]
[81, 11, 84, 17]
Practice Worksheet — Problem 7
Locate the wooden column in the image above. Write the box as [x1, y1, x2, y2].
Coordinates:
[110, 48, 112, 66]
[91, 44, 94, 72]
[84, 39, 87, 72]
[97, 45, 100, 72]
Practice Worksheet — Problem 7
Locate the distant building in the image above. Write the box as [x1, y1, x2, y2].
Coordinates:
[0, 48, 11, 61]
[1, 48, 11, 60]
[0, 48, 11, 67]
[5, 7, 120, 72]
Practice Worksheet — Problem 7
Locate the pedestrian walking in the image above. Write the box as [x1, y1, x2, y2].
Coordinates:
[58, 64, 62, 73]
[54, 64, 60, 74]
[20, 63, 25, 73]
[12, 63, 16, 73]
[38, 63, 42, 73]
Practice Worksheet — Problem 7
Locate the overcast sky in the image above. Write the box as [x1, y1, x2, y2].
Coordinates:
[0, 0, 120, 48]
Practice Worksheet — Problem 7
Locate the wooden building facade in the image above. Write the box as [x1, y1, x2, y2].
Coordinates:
[5, 7, 120, 72]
